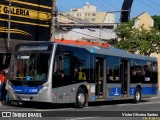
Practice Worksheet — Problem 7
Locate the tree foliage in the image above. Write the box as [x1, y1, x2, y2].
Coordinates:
[152, 15, 160, 30]
[114, 20, 160, 56]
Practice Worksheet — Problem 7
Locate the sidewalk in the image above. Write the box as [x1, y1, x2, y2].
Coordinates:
[0, 101, 2, 106]
[156, 91, 160, 98]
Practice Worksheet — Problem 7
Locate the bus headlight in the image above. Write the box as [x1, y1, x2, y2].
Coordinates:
[39, 84, 50, 93]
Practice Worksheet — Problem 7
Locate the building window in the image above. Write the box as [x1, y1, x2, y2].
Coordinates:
[92, 13, 96, 16]
[92, 18, 95, 21]
[77, 13, 81, 16]
[135, 21, 139, 28]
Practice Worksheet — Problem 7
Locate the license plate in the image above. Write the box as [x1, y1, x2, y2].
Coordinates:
[21, 97, 30, 101]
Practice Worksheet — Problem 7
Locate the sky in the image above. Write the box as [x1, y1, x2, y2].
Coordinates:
[57, 0, 160, 22]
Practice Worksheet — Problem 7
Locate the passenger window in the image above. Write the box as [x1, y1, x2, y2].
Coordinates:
[107, 57, 120, 83]
[130, 60, 142, 83]
[52, 45, 90, 88]
[72, 50, 89, 81]
[141, 61, 157, 83]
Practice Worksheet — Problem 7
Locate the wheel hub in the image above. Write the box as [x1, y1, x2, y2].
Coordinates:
[136, 91, 140, 100]
[78, 93, 85, 103]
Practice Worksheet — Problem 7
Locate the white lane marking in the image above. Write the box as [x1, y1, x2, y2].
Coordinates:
[100, 105, 114, 107]
[35, 108, 74, 111]
[117, 104, 133, 106]
[85, 107, 94, 108]
[117, 101, 160, 106]
[66, 117, 98, 120]
[151, 96, 160, 99]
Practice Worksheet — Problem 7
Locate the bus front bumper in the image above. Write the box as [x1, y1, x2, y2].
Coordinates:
[8, 90, 52, 103]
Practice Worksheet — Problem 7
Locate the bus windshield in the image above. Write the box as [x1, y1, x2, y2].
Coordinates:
[9, 51, 51, 85]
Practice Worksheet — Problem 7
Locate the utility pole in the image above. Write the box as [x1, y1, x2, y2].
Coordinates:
[50, 0, 57, 42]
[7, 0, 12, 50]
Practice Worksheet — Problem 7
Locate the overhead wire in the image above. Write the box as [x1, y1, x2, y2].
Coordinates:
[56, 2, 118, 40]
[56, 12, 114, 40]
[138, 0, 160, 13]
[148, 0, 160, 12]
[100, 0, 119, 10]
[91, 0, 109, 11]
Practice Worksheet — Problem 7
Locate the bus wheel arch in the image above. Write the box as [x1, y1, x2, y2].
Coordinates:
[75, 85, 88, 108]
[133, 85, 142, 103]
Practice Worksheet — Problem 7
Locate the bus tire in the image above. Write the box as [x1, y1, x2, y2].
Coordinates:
[75, 88, 87, 108]
[133, 88, 141, 103]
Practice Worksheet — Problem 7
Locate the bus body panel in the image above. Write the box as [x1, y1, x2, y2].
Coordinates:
[106, 84, 122, 99]
[52, 82, 88, 103]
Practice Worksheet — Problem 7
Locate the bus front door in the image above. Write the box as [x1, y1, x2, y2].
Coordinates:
[121, 60, 129, 97]
[95, 57, 106, 99]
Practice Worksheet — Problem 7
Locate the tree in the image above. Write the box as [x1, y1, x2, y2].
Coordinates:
[152, 15, 160, 30]
[114, 20, 160, 56]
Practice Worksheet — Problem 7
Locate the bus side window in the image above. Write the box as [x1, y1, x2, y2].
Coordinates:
[52, 52, 73, 87]
[107, 57, 120, 83]
[52, 55, 63, 87]
[130, 60, 142, 83]
[141, 61, 158, 83]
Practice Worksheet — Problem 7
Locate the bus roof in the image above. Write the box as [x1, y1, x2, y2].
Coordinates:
[15, 41, 157, 62]
[81, 45, 157, 62]
[56, 42, 157, 62]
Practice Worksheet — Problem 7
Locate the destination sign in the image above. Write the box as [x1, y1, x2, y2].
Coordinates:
[19, 46, 49, 51]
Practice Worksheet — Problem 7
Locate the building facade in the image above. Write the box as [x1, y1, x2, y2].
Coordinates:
[134, 12, 154, 30]
[57, 3, 115, 24]
[55, 3, 116, 42]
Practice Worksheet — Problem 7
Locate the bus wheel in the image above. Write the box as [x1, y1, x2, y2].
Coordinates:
[133, 88, 141, 103]
[75, 88, 87, 108]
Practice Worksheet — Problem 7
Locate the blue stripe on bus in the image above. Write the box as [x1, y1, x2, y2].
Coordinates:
[130, 87, 135, 95]
[130, 87, 158, 96]
[109, 88, 121, 96]
[11, 85, 43, 94]
[109, 87, 158, 96]
[142, 87, 158, 95]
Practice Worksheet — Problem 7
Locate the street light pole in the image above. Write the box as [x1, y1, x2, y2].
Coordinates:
[7, 0, 12, 50]
[99, 10, 129, 46]
[50, 0, 57, 42]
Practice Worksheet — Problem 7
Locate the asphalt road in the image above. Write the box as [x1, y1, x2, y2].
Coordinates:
[0, 96, 160, 120]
